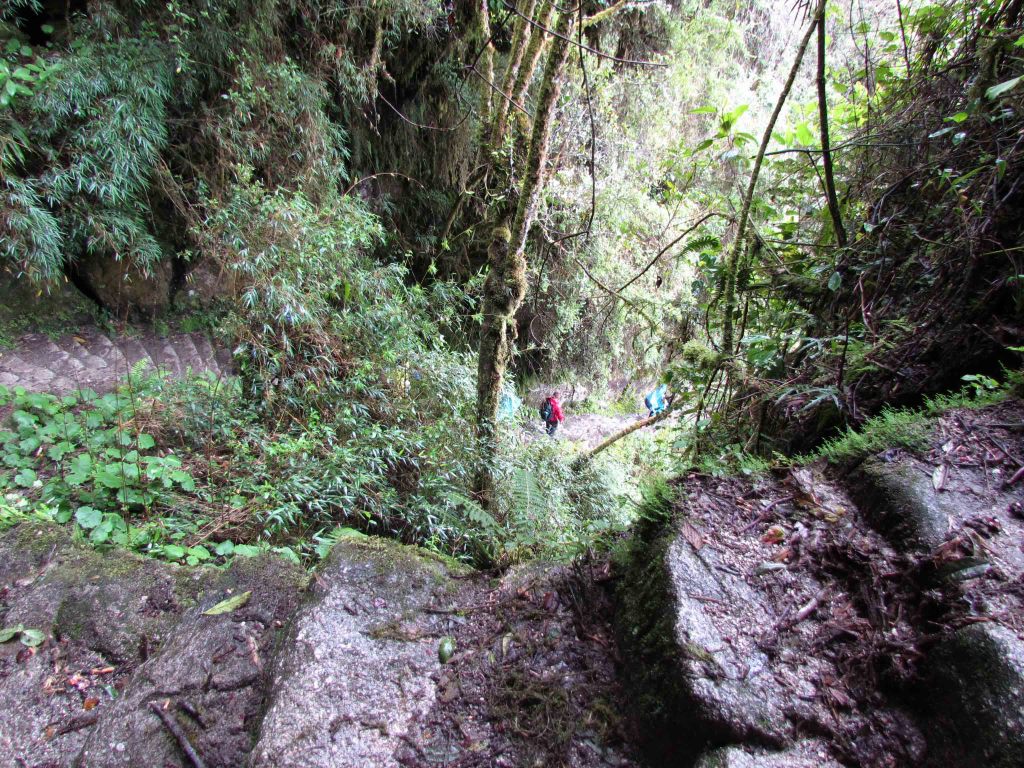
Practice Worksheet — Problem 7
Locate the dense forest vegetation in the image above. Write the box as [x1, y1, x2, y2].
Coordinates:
[0, 0, 1021, 567]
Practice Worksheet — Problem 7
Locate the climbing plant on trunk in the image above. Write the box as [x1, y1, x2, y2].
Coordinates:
[474, 8, 576, 509]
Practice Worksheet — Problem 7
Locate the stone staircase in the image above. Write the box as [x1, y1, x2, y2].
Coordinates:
[0, 328, 234, 396]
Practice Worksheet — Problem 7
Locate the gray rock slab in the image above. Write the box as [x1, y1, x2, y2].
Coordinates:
[617, 521, 827, 762]
[0, 525, 196, 767]
[853, 455, 966, 549]
[249, 537, 463, 768]
[695, 740, 843, 768]
[76, 554, 305, 768]
[918, 623, 1024, 768]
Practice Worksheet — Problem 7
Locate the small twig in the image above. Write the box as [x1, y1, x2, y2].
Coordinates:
[377, 92, 470, 132]
[778, 587, 829, 632]
[51, 713, 99, 736]
[149, 701, 207, 768]
[738, 495, 794, 533]
[1004, 465, 1024, 487]
[501, 1, 667, 67]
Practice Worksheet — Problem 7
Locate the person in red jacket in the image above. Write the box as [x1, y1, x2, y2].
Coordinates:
[541, 392, 564, 436]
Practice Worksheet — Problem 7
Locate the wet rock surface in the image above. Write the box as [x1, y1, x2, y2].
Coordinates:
[849, 402, 1024, 767]
[617, 399, 1024, 767]
[79, 554, 305, 768]
[402, 561, 639, 768]
[0, 524, 195, 766]
[249, 538, 460, 768]
[2, 400, 1023, 768]
[617, 469, 926, 767]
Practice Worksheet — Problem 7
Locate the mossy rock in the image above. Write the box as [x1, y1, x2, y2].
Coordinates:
[850, 455, 968, 550]
[917, 623, 1024, 768]
[249, 536, 470, 768]
[614, 515, 793, 765]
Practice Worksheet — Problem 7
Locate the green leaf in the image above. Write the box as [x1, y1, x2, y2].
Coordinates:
[827, 271, 842, 292]
[0, 625, 24, 643]
[137, 434, 156, 450]
[90, 523, 112, 544]
[438, 636, 456, 663]
[794, 122, 816, 146]
[232, 544, 262, 557]
[273, 546, 301, 565]
[945, 111, 969, 124]
[47, 442, 75, 461]
[75, 506, 103, 529]
[986, 76, 1022, 100]
[14, 468, 37, 487]
[160, 544, 186, 560]
[188, 545, 211, 561]
[170, 470, 195, 491]
[20, 628, 45, 647]
[214, 540, 234, 556]
[203, 591, 251, 615]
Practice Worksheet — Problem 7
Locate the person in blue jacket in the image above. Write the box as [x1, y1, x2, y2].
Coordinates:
[644, 383, 668, 418]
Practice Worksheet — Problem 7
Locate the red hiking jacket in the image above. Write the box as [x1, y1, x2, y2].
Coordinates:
[546, 397, 564, 423]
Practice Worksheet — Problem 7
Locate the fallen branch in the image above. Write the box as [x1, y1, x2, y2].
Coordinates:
[571, 402, 682, 468]
[776, 587, 829, 634]
[149, 700, 207, 768]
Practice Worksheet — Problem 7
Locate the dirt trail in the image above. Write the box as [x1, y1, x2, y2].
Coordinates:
[522, 411, 664, 451]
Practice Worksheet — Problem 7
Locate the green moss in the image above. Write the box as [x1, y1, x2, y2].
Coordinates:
[614, 521, 697, 761]
[805, 405, 934, 464]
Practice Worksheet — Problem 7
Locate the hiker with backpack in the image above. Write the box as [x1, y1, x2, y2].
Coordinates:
[540, 392, 564, 436]
[644, 383, 668, 418]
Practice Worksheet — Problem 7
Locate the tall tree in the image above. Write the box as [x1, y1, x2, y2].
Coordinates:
[474, 9, 576, 508]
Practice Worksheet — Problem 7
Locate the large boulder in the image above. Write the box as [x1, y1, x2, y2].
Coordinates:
[248, 537, 465, 768]
[616, 511, 824, 763]
[0, 524, 203, 766]
[917, 623, 1024, 768]
[74, 253, 174, 320]
[847, 403, 1024, 767]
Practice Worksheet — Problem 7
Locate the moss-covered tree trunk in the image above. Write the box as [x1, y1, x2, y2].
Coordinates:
[506, 1, 555, 131]
[491, 0, 538, 144]
[473, 9, 575, 509]
[475, 0, 496, 129]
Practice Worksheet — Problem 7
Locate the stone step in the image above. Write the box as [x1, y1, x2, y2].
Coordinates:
[172, 333, 204, 375]
[115, 337, 155, 380]
[63, 336, 113, 374]
[22, 334, 73, 372]
[0, 350, 37, 376]
[1, 327, 234, 396]
[142, 338, 183, 377]
[249, 538, 460, 768]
